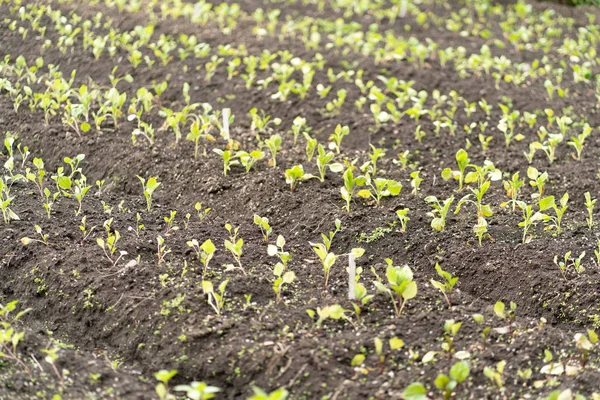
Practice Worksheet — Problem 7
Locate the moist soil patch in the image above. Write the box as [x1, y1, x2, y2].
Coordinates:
[1, 0, 600, 399]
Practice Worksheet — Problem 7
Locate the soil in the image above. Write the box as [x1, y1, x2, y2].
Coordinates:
[1, 0, 600, 399]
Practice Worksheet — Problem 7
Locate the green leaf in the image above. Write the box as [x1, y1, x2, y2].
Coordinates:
[539, 196, 556, 211]
[449, 361, 470, 383]
[402, 382, 427, 400]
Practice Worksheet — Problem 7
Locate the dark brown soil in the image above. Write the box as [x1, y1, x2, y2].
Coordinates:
[1, 0, 600, 399]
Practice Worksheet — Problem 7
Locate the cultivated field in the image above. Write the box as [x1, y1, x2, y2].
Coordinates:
[1, 0, 600, 399]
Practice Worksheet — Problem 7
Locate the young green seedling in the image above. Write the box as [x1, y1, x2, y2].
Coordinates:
[289, 116, 308, 146]
[303, 132, 318, 162]
[516, 200, 545, 243]
[25, 157, 46, 198]
[455, 180, 493, 218]
[156, 235, 171, 264]
[574, 330, 598, 368]
[272, 242, 295, 306]
[195, 202, 211, 222]
[328, 124, 349, 154]
[137, 176, 160, 211]
[202, 279, 228, 315]
[340, 167, 366, 212]
[174, 382, 221, 400]
[253, 214, 272, 243]
[284, 165, 313, 192]
[357, 175, 402, 207]
[500, 172, 524, 212]
[187, 239, 216, 275]
[224, 224, 245, 274]
[539, 193, 569, 234]
[372, 259, 417, 317]
[213, 149, 238, 176]
[237, 150, 264, 173]
[21, 225, 49, 246]
[320, 218, 341, 251]
[0, 178, 19, 224]
[442, 319, 462, 357]
[434, 361, 470, 400]
[430, 263, 458, 307]
[396, 208, 410, 232]
[483, 360, 506, 390]
[265, 134, 282, 168]
[311, 241, 337, 293]
[410, 171, 423, 196]
[425, 195, 455, 231]
[316, 144, 344, 182]
[268, 235, 292, 268]
[154, 369, 177, 400]
[585, 192, 596, 230]
[473, 217, 489, 247]
[442, 149, 469, 191]
[367, 144, 386, 176]
[248, 386, 288, 400]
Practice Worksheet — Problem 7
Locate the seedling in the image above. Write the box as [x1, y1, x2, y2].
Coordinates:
[0, 178, 19, 224]
[253, 214, 272, 242]
[574, 330, 598, 368]
[500, 172, 524, 212]
[174, 382, 221, 400]
[585, 192, 596, 230]
[21, 225, 49, 246]
[308, 304, 353, 328]
[310, 242, 337, 293]
[272, 260, 295, 304]
[316, 144, 344, 182]
[248, 386, 288, 400]
[187, 239, 215, 275]
[410, 171, 423, 196]
[396, 208, 410, 232]
[97, 220, 124, 265]
[441, 149, 469, 191]
[289, 116, 308, 146]
[163, 211, 178, 235]
[195, 202, 211, 222]
[425, 195, 455, 231]
[268, 235, 292, 268]
[284, 165, 313, 192]
[516, 200, 545, 243]
[320, 218, 341, 251]
[430, 263, 458, 307]
[494, 301, 517, 329]
[358, 175, 402, 207]
[473, 217, 489, 247]
[349, 275, 373, 324]
[25, 157, 46, 198]
[265, 134, 282, 168]
[367, 144, 386, 176]
[328, 124, 349, 154]
[137, 176, 161, 211]
[483, 360, 506, 390]
[213, 149, 238, 176]
[372, 259, 417, 317]
[554, 251, 585, 278]
[434, 361, 470, 400]
[539, 193, 569, 234]
[224, 224, 245, 274]
[202, 280, 228, 315]
[455, 180, 493, 218]
[442, 319, 462, 356]
[79, 216, 96, 244]
[156, 235, 171, 264]
[0, 300, 31, 373]
[237, 150, 264, 173]
[186, 116, 216, 158]
[303, 132, 318, 162]
[340, 167, 366, 212]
